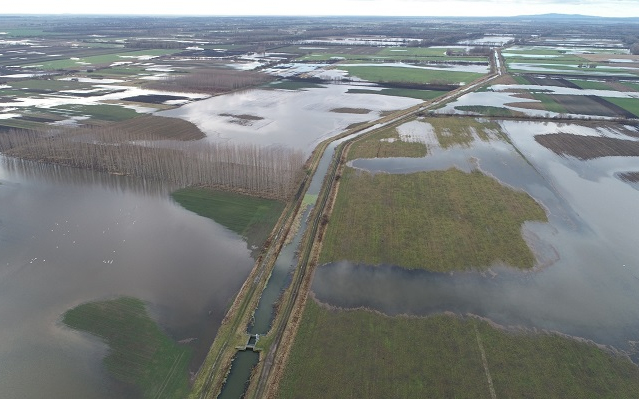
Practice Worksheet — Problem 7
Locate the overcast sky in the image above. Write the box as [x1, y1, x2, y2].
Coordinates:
[3, 0, 639, 18]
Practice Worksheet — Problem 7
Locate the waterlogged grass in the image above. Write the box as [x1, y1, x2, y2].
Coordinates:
[171, 187, 284, 247]
[340, 65, 483, 85]
[347, 87, 445, 100]
[426, 117, 498, 148]
[279, 300, 639, 399]
[347, 124, 427, 160]
[455, 105, 525, 117]
[320, 168, 546, 271]
[63, 297, 191, 399]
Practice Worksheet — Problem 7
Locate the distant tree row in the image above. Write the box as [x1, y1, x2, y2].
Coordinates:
[0, 128, 305, 200]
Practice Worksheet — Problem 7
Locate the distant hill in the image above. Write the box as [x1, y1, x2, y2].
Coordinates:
[513, 13, 639, 22]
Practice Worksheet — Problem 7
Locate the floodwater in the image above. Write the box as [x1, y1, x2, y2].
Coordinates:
[158, 85, 421, 154]
[312, 119, 639, 361]
[0, 157, 255, 398]
[342, 62, 489, 74]
[436, 83, 639, 119]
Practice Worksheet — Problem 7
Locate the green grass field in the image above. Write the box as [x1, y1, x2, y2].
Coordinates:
[320, 167, 546, 271]
[339, 65, 483, 85]
[63, 297, 191, 399]
[531, 92, 568, 114]
[569, 79, 614, 90]
[279, 300, 639, 399]
[347, 124, 427, 160]
[52, 104, 140, 122]
[171, 188, 284, 249]
[5, 79, 92, 92]
[602, 97, 639, 117]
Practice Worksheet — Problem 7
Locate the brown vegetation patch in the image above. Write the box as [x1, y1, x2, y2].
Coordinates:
[505, 102, 545, 110]
[329, 107, 371, 114]
[535, 133, 639, 160]
[147, 68, 272, 94]
[550, 95, 636, 118]
[86, 115, 206, 141]
[619, 172, 639, 182]
[609, 81, 638, 92]
[220, 113, 265, 126]
[579, 54, 639, 63]
[219, 113, 264, 121]
[523, 75, 581, 89]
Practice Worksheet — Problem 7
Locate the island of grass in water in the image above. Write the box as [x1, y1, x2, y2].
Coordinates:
[321, 168, 547, 271]
[63, 297, 191, 399]
[171, 187, 284, 253]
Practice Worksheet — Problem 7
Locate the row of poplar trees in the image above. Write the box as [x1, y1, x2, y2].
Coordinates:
[0, 127, 305, 200]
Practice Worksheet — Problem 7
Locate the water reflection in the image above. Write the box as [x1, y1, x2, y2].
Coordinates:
[313, 120, 639, 360]
[158, 85, 421, 154]
[0, 156, 254, 398]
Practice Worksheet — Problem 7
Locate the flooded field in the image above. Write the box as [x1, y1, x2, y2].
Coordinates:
[312, 119, 639, 360]
[159, 85, 421, 153]
[0, 157, 255, 398]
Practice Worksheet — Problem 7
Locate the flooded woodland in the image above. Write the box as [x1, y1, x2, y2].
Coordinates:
[2, 13, 639, 399]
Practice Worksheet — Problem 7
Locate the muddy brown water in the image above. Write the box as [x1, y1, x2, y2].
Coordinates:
[313, 120, 639, 362]
[0, 157, 255, 398]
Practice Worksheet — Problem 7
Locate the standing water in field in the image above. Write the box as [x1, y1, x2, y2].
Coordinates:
[158, 85, 421, 153]
[0, 157, 255, 399]
[312, 120, 639, 361]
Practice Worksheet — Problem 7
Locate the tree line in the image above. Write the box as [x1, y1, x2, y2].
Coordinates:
[0, 127, 305, 200]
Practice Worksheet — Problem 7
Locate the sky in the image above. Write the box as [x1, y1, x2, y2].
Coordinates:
[2, 0, 639, 18]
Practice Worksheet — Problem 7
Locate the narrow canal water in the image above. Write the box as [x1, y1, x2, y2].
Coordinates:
[0, 157, 255, 399]
[217, 126, 380, 398]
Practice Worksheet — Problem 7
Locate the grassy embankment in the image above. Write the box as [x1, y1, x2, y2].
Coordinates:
[63, 297, 191, 399]
[279, 300, 639, 399]
[171, 187, 285, 250]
